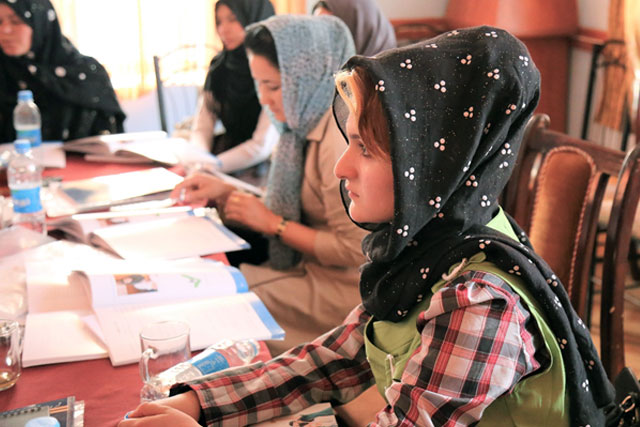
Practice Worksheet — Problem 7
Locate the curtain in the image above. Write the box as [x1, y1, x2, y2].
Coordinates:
[50, 0, 305, 100]
[594, 0, 639, 132]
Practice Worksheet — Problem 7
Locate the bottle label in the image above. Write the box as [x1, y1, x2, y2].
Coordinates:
[11, 187, 42, 213]
[16, 128, 42, 148]
[190, 350, 230, 375]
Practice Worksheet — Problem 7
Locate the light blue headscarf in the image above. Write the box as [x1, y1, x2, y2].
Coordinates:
[247, 15, 355, 270]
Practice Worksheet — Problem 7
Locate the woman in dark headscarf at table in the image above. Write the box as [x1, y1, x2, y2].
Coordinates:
[189, 0, 279, 174]
[312, 0, 396, 56]
[0, 0, 124, 143]
[120, 27, 616, 426]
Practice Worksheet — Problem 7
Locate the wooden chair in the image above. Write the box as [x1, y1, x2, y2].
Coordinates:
[502, 114, 627, 320]
[600, 145, 640, 378]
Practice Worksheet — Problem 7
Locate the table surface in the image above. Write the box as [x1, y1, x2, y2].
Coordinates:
[0, 155, 243, 426]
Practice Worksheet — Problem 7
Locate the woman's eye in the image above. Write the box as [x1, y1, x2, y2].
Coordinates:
[358, 143, 369, 156]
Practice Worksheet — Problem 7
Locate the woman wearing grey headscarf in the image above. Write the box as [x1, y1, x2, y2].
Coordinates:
[312, 0, 396, 56]
[172, 15, 366, 355]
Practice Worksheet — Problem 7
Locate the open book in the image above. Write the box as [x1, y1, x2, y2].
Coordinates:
[68, 258, 284, 366]
[86, 210, 249, 259]
[47, 205, 192, 243]
[63, 131, 183, 165]
[43, 167, 183, 217]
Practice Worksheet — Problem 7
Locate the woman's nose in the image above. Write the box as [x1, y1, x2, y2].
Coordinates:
[334, 146, 355, 180]
[257, 86, 271, 107]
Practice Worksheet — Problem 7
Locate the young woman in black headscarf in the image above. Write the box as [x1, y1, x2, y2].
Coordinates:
[0, 0, 124, 142]
[189, 0, 278, 174]
[118, 27, 616, 427]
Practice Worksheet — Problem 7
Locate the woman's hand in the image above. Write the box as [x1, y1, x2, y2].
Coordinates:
[118, 392, 201, 426]
[224, 190, 281, 235]
[171, 173, 234, 205]
[118, 402, 199, 426]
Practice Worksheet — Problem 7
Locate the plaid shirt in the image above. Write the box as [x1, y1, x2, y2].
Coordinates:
[183, 270, 547, 426]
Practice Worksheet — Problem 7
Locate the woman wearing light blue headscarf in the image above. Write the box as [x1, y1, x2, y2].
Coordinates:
[172, 15, 365, 355]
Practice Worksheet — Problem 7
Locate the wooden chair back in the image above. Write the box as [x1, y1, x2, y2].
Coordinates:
[600, 145, 640, 378]
[502, 114, 626, 320]
[153, 44, 217, 133]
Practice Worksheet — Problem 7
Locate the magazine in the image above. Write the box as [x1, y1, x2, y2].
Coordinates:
[67, 258, 284, 366]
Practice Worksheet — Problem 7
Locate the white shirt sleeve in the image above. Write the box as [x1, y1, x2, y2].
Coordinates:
[216, 109, 280, 173]
[189, 93, 217, 152]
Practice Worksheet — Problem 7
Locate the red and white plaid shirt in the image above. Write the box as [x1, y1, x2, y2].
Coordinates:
[178, 270, 548, 426]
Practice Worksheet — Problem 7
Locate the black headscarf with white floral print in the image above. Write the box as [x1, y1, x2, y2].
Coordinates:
[0, 0, 124, 142]
[334, 26, 615, 425]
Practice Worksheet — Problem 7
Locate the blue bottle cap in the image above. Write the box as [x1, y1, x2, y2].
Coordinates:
[13, 138, 31, 154]
[17, 90, 34, 102]
[25, 416, 61, 427]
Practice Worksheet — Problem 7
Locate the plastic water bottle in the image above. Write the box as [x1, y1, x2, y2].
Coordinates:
[14, 90, 42, 146]
[140, 339, 259, 401]
[13, 90, 42, 164]
[8, 139, 46, 235]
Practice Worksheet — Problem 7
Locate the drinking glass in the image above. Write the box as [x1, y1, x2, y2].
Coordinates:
[139, 320, 190, 402]
[0, 319, 22, 391]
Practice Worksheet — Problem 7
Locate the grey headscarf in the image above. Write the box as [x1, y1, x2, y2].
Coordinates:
[246, 15, 355, 270]
[315, 0, 396, 56]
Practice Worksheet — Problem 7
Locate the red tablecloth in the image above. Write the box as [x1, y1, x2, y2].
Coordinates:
[0, 155, 264, 426]
[0, 340, 271, 426]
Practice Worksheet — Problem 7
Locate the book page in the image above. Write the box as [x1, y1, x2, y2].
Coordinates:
[21, 241, 116, 367]
[95, 292, 284, 366]
[25, 240, 119, 313]
[73, 259, 248, 308]
[48, 205, 192, 243]
[89, 215, 249, 259]
[22, 309, 108, 367]
[44, 167, 183, 217]
[64, 130, 168, 154]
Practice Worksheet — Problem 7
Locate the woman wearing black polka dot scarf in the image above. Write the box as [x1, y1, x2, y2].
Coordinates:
[0, 0, 124, 142]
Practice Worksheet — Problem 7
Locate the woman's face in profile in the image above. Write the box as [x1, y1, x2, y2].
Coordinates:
[248, 52, 286, 122]
[215, 3, 245, 51]
[334, 113, 394, 224]
[0, 4, 32, 57]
